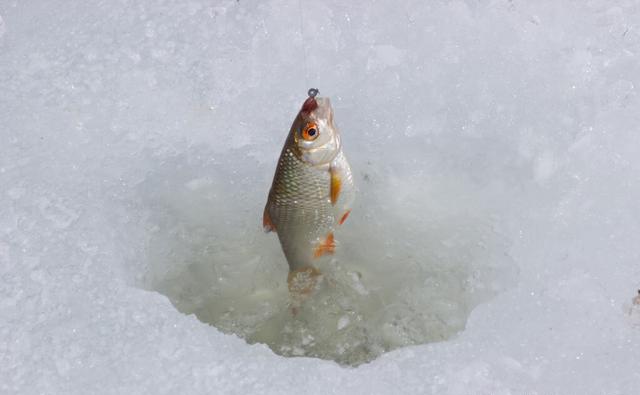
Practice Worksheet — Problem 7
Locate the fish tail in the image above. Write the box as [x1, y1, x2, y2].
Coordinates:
[287, 265, 322, 296]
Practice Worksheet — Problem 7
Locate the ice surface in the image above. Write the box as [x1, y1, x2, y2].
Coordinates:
[2, 0, 640, 393]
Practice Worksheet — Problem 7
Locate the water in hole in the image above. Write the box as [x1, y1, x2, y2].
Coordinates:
[141, 149, 516, 366]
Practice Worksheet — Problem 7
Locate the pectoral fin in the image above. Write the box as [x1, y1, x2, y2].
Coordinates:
[330, 167, 341, 205]
[263, 206, 276, 233]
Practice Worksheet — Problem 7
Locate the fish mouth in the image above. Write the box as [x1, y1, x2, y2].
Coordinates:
[301, 97, 333, 120]
[312, 97, 333, 118]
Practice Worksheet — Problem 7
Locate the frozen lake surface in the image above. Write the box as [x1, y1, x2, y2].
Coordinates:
[1, 0, 640, 393]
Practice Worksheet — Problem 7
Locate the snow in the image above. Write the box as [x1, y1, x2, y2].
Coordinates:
[1, 0, 640, 393]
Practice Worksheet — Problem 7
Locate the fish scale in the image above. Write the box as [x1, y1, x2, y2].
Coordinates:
[269, 146, 335, 271]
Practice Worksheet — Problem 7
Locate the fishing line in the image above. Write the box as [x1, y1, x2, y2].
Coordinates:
[297, 0, 310, 90]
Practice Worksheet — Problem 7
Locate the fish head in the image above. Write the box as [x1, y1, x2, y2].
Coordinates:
[293, 96, 340, 166]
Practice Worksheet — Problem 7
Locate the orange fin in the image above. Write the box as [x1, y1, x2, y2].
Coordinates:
[339, 210, 351, 225]
[263, 206, 276, 233]
[330, 168, 341, 205]
[314, 232, 335, 258]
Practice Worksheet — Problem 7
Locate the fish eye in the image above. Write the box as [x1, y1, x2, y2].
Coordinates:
[301, 123, 319, 141]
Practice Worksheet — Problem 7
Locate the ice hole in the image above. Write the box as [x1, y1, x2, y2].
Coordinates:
[140, 148, 516, 366]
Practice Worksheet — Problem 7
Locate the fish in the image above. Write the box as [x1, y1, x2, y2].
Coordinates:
[263, 90, 355, 297]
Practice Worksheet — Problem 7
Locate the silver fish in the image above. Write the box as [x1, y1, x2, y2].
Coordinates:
[264, 90, 355, 294]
